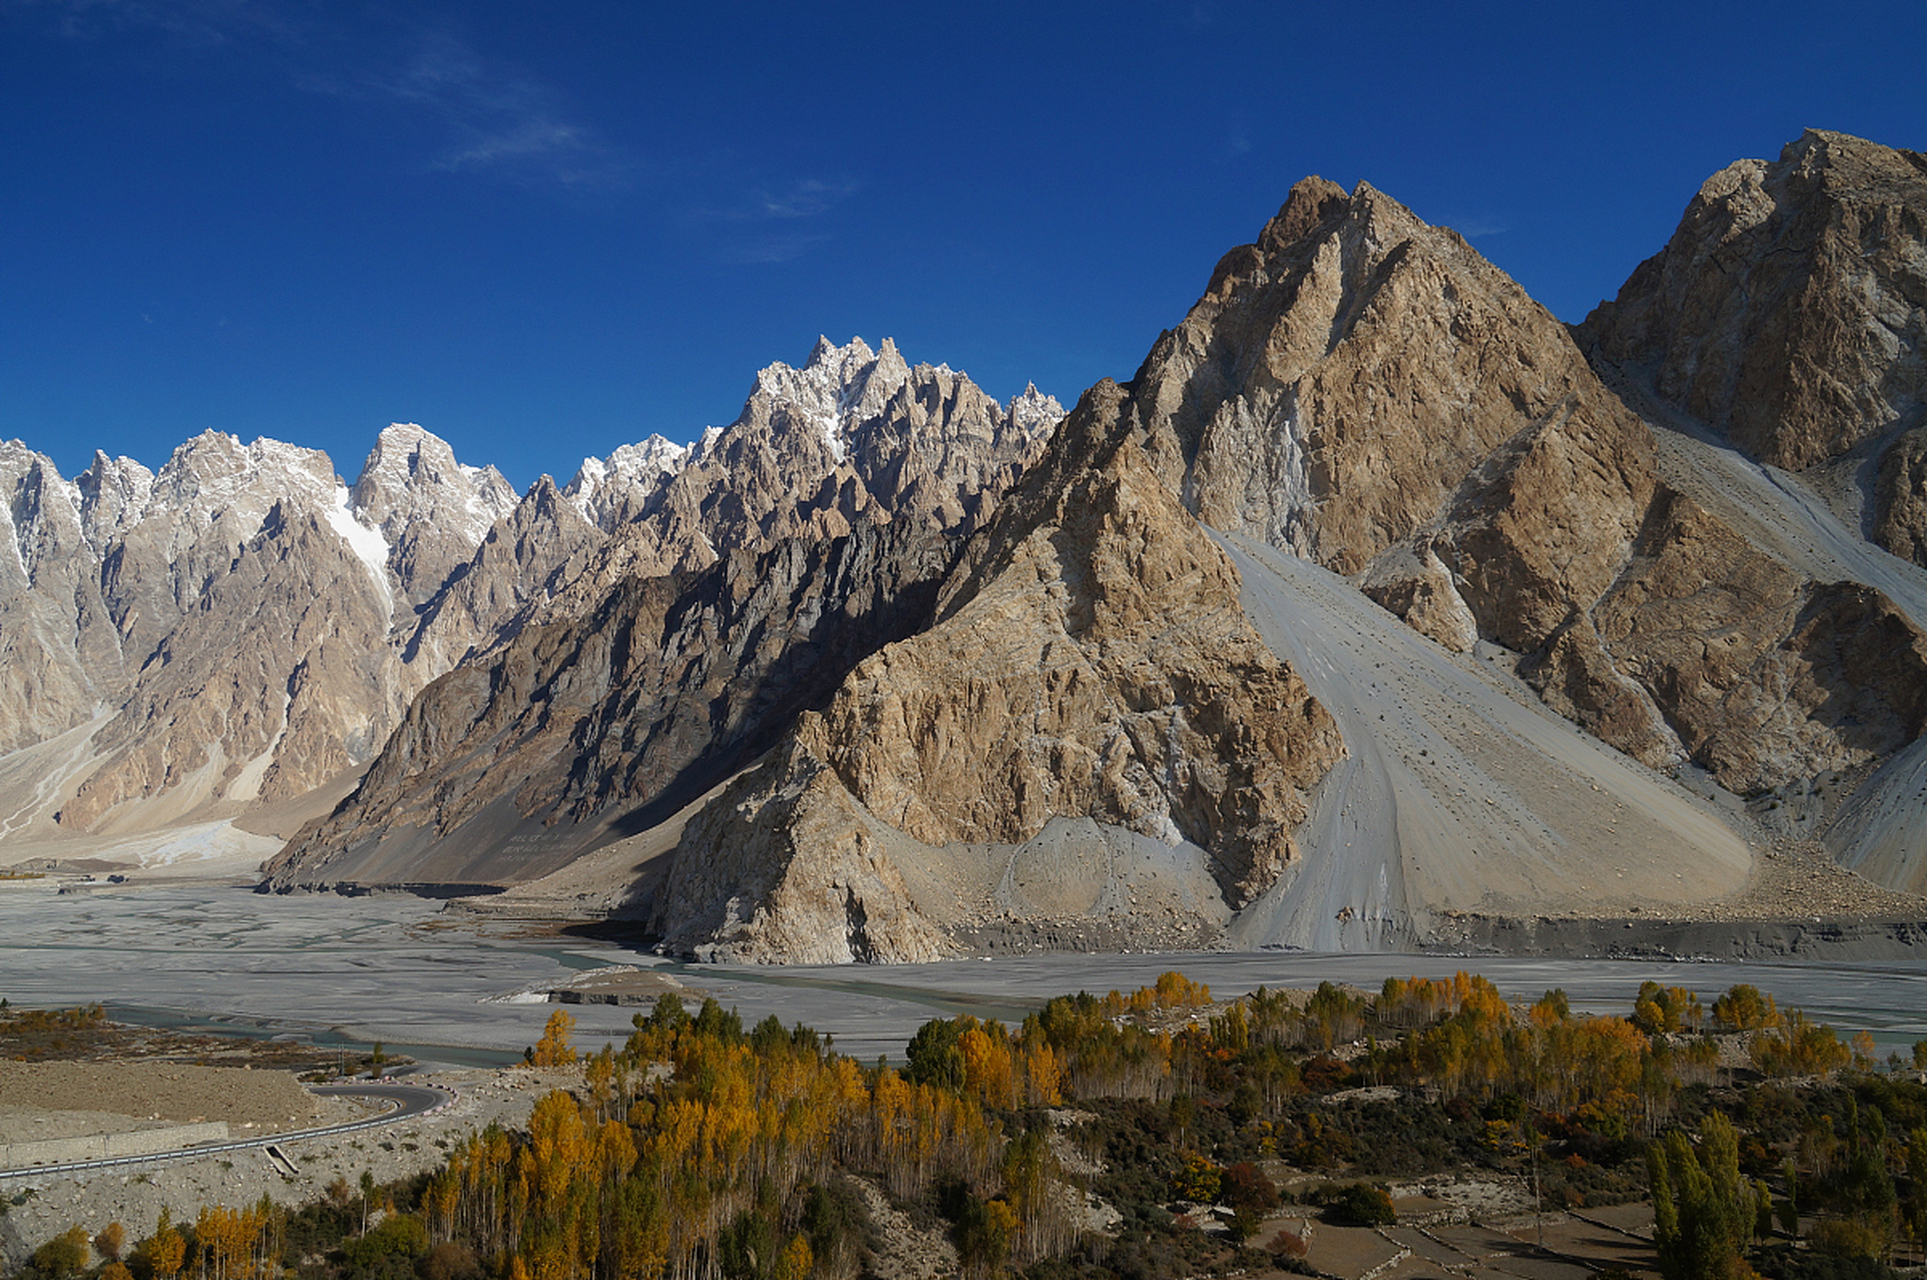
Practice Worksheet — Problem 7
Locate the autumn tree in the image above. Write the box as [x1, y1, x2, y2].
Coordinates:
[530, 1009, 578, 1068]
[143, 1209, 186, 1280]
[1750, 1010, 1851, 1077]
[1712, 985, 1779, 1032]
[1632, 982, 1703, 1035]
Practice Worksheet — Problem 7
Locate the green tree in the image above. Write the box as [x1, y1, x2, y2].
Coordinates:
[1326, 1182, 1395, 1227]
[337, 1211, 428, 1280]
[904, 1017, 968, 1091]
[1778, 1157, 1799, 1238]
[719, 1208, 777, 1280]
[1650, 1111, 1759, 1280]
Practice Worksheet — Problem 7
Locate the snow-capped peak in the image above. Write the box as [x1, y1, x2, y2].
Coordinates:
[1007, 383, 1067, 437]
[564, 434, 690, 528]
[350, 423, 518, 549]
[750, 336, 902, 464]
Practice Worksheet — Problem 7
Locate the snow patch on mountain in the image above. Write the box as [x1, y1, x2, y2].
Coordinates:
[326, 485, 395, 618]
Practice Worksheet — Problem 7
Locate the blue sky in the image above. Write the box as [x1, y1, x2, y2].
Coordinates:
[4, 0, 1922, 490]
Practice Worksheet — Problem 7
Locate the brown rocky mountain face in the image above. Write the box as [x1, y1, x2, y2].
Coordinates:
[643, 380, 1345, 960]
[1579, 129, 1927, 558]
[1090, 168, 1927, 802]
[264, 518, 962, 892]
[0, 442, 128, 758]
[1165, 177, 1655, 582]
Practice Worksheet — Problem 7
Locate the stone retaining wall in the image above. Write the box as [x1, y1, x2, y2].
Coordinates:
[0, 1121, 229, 1169]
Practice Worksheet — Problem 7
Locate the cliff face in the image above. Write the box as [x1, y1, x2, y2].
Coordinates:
[265, 518, 961, 890]
[1579, 130, 1927, 476]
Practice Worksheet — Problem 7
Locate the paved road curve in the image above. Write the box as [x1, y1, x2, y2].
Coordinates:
[0, 1081, 454, 1180]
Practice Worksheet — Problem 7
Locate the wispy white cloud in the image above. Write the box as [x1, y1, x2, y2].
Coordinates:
[750, 178, 861, 220]
[692, 174, 861, 264]
[723, 231, 834, 265]
[13, 0, 623, 190]
[1448, 216, 1511, 238]
[358, 30, 625, 188]
[695, 176, 861, 225]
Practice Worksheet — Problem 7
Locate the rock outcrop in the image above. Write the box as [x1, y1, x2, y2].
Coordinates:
[1579, 130, 1927, 473]
[1875, 424, 1927, 565]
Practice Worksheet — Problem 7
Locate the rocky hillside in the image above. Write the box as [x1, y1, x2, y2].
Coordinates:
[1122, 167, 1927, 804]
[1577, 128, 1927, 893]
[263, 518, 965, 893]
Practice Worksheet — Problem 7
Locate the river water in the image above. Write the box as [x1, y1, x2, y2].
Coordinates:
[3, 883, 1924, 1066]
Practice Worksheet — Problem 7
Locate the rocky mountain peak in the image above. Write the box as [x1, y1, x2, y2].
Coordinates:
[351, 424, 516, 543]
[1578, 127, 1926, 474]
[742, 335, 893, 464]
[1134, 166, 1627, 581]
[75, 449, 155, 550]
[349, 422, 518, 607]
[1008, 383, 1066, 435]
[563, 435, 688, 528]
[1255, 175, 1351, 253]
